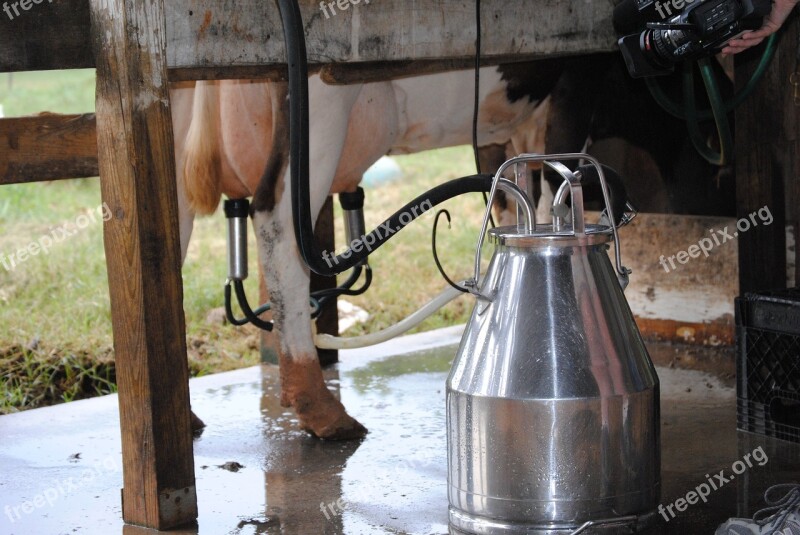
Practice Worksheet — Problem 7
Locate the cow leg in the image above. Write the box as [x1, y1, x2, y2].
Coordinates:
[169, 81, 205, 433]
[169, 82, 200, 261]
[251, 79, 367, 440]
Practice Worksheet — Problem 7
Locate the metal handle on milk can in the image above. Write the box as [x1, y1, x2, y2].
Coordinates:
[467, 153, 632, 297]
[558, 155, 633, 289]
[548, 160, 586, 235]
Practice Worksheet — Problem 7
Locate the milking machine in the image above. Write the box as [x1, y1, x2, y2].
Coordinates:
[223, 190, 373, 331]
[218, 1, 666, 533]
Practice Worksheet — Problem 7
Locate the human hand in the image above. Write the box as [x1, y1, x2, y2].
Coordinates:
[721, 0, 799, 55]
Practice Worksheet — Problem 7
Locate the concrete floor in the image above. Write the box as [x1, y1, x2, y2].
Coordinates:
[1, 325, 799, 535]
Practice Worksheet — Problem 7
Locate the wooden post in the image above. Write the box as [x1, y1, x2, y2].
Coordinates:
[734, 12, 798, 294]
[260, 196, 339, 366]
[89, 0, 197, 529]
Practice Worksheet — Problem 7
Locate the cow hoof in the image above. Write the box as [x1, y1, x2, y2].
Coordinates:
[307, 413, 368, 441]
[280, 356, 368, 440]
[190, 410, 206, 438]
[294, 395, 368, 441]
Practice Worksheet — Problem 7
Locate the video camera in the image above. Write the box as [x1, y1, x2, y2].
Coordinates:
[613, 0, 772, 77]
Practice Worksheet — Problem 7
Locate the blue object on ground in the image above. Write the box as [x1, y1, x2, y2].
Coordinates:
[362, 156, 403, 188]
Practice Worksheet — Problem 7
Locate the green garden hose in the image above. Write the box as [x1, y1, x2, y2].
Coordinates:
[682, 58, 734, 166]
[644, 34, 778, 165]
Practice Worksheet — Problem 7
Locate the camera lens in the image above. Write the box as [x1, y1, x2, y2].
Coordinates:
[639, 26, 693, 70]
[653, 31, 671, 59]
[639, 30, 672, 69]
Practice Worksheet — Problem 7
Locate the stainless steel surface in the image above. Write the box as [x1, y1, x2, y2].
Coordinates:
[227, 214, 248, 281]
[515, 160, 533, 226]
[489, 224, 613, 249]
[449, 511, 657, 535]
[448, 235, 661, 533]
[574, 157, 629, 286]
[496, 179, 534, 231]
[548, 161, 583, 233]
[471, 154, 632, 296]
[450, 155, 660, 534]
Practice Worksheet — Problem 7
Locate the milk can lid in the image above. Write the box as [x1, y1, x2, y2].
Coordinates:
[488, 223, 614, 248]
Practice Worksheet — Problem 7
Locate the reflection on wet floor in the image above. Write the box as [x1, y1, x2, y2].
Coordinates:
[0, 326, 798, 534]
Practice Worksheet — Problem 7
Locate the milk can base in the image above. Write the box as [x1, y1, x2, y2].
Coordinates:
[449, 506, 658, 535]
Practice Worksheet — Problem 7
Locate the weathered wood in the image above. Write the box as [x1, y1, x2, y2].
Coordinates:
[635, 317, 734, 346]
[167, 0, 616, 68]
[0, 114, 97, 184]
[172, 56, 565, 85]
[317, 55, 575, 85]
[0, 0, 94, 72]
[89, 0, 197, 529]
[734, 13, 798, 294]
[169, 65, 288, 82]
[2, 0, 616, 75]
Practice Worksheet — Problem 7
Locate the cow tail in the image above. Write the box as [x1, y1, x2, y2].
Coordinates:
[182, 80, 223, 215]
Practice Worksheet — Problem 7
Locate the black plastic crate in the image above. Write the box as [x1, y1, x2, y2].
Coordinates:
[736, 288, 800, 443]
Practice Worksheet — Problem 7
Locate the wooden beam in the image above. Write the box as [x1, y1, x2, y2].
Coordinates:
[0, 0, 94, 72]
[2, 0, 616, 76]
[316, 55, 577, 85]
[166, 0, 616, 69]
[0, 114, 98, 185]
[89, 0, 197, 529]
[734, 14, 798, 294]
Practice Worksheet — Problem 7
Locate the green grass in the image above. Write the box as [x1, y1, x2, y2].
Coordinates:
[0, 70, 96, 116]
[1, 348, 116, 412]
[0, 70, 491, 413]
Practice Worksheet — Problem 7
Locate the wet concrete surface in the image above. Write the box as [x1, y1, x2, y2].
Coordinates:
[1, 325, 798, 535]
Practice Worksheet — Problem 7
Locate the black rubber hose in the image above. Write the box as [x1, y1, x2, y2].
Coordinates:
[315, 175, 494, 273]
[224, 283, 252, 327]
[575, 164, 629, 227]
[431, 209, 469, 294]
[314, 265, 373, 313]
[275, 0, 316, 269]
[224, 280, 275, 331]
[275, 0, 495, 275]
[234, 280, 276, 331]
